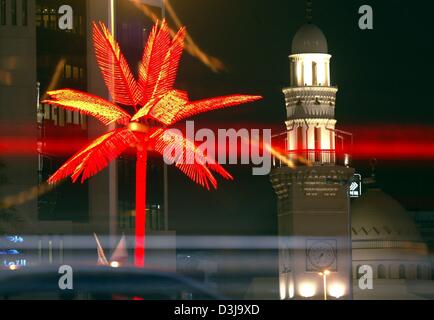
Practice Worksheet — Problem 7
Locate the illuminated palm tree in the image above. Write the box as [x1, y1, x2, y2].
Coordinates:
[43, 21, 261, 267]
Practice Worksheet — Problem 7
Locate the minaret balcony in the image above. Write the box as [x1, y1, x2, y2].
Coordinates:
[273, 149, 341, 168]
[283, 86, 338, 103]
[283, 86, 338, 120]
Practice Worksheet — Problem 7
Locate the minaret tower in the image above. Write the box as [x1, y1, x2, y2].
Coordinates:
[271, 1, 354, 300]
[285, 1, 337, 164]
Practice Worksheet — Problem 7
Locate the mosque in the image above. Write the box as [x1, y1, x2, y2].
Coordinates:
[248, 5, 433, 300]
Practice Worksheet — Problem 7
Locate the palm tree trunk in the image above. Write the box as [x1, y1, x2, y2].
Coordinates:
[135, 144, 147, 267]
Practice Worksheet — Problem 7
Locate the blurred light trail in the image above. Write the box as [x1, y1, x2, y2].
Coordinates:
[1, 137, 434, 160]
[2, 124, 434, 160]
[41, 58, 66, 100]
[1, 235, 354, 250]
[0, 182, 55, 210]
[130, 0, 226, 73]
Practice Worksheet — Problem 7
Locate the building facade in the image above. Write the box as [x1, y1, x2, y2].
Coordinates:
[1, 0, 175, 269]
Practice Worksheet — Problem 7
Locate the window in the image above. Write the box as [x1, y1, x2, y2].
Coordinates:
[417, 265, 423, 280]
[1, 0, 6, 25]
[312, 61, 318, 86]
[399, 265, 406, 279]
[49, 8, 56, 29]
[65, 64, 72, 79]
[35, 4, 41, 26]
[22, 0, 27, 26]
[42, 7, 49, 28]
[314, 127, 321, 162]
[11, 0, 17, 25]
[66, 110, 72, 124]
[296, 127, 304, 152]
[72, 66, 79, 80]
[378, 265, 387, 279]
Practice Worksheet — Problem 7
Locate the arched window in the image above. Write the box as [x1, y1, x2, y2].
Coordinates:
[312, 61, 318, 86]
[314, 127, 321, 162]
[417, 265, 424, 280]
[399, 265, 406, 279]
[378, 265, 387, 279]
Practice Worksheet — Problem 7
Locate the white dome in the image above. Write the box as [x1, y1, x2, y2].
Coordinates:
[292, 23, 328, 54]
[351, 188, 422, 242]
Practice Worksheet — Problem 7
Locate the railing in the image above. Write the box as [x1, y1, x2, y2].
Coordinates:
[273, 150, 350, 168]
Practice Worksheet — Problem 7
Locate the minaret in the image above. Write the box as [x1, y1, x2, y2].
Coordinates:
[271, 3, 354, 300]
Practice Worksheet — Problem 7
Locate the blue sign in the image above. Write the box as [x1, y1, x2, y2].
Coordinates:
[5, 236, 24, 243]
[0, 250, 20, 255]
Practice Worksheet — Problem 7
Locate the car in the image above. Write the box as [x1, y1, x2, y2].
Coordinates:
[0, 266, 225, 300]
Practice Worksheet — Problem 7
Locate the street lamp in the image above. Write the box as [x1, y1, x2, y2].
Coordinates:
[318, 270, 330, 300]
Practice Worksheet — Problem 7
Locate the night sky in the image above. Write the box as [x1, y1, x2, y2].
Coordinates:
[155, 0, 434, 235]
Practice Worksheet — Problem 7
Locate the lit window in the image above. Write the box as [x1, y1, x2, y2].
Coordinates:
[66, 110, 72, 124]
[73, 66, 79, 80]
[44, 104, 50, 120]
[65, 64, 72, 79]
[49, 9, 56, 30]
[312, 61, 317, 86]
[79, 68, 84, 79]
[42, 7, 49, 28]
[58, 109, 65, 127]
[73, 111, 80, 125]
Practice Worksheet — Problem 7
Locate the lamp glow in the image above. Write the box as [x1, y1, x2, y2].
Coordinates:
[299, 282, 316, 298]
[328, 283, 345, 299]
[279, 279, 287, 300]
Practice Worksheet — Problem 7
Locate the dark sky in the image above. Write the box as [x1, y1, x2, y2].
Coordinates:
[160, 0, 434, 235]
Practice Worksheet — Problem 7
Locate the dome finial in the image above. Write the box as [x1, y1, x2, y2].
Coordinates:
[306, 0, 313, 23]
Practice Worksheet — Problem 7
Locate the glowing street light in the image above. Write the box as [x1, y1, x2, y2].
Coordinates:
[318, 270, 331, 301]
[9, 264, 18, 271]
[328, 283, 345, 299]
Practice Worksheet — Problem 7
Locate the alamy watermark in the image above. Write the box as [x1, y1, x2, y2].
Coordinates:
[162, 121, 273, 176]
[358, 265, 374, 290]
[58, 265, 73, 290]
[359, 5, 374, 30]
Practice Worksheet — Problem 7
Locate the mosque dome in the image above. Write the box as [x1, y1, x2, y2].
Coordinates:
[351, 186, 431, 285]
[351, 188, 423, 242]
[292, 23, 328, 54]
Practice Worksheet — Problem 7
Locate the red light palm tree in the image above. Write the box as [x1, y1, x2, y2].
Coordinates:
[43, 21, 261, 267]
